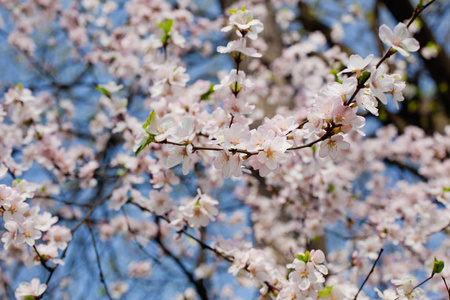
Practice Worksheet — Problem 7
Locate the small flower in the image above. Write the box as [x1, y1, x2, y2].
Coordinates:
[110, 281, 129, 299]
[221, 10, 264, 40]
[128, 261, 152, 278]
[319, 135, 350, 160]
[338, 54, 374, 76]
[44, 225, 72, 250]
[4, 85, 35, 104]
[379, 23, 420, 57]
[392, 276, 424, 300]
[287, 260, 318, 290]
[147, 189, 173, 215]
[180, 190, 219, 229]
[19, 220, 42, 247]
[14, 278, 47, 300]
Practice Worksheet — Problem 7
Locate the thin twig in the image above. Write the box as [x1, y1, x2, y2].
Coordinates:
[33, 245, 53, 272]
[88, 224, 113, 300]
[353, 248, 384, 300]
[154, 218, 209, 300]
[442, 276, 450, 299]
[121, 207, 161, 264]
[413, 275, 433, 290]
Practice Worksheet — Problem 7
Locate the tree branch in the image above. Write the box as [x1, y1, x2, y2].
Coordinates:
[88, 224, 113, 300]
[353, 248, 384, 300]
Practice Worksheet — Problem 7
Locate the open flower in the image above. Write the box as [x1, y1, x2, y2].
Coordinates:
[319, 135, 350, 159]
[221, 10, 264, 40]
[338, 54, 374, 76]
[14, 278, 47, 300]
[379, 23, 420, 57]
[180, 190, 219, 228]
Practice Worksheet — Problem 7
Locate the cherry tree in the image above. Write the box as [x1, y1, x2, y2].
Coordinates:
[0, 0, 449, 299]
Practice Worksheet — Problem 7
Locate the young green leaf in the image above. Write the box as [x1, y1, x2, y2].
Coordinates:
[142, 111, 157, 134]
[318, 286, 333, 298]
[433, 257, 445, 275]
[95, 86, 110, 97]
[359, 71, 371, 85]
[134, 134, 156, 156]
[200, 84, 215, 100]
[157, 19, 173, 34]
[296, 251, 310, 263]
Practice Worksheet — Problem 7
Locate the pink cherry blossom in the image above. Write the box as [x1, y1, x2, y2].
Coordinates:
[319, 135, 350, 159]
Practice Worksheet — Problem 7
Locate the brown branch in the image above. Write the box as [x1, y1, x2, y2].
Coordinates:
[154, 218, 209, 300]
[353, 248, 384, 300]
[442, 276, 450, 299]
[121, 207, 160, 264]
[88, 224, 113, 300]
[33, 245, 53, 272]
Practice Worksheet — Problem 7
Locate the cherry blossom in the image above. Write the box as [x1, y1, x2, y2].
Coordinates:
[338, 54, 374, 76]
[179, 190, 219, 229]
[319, 135, 350, 159]
[14, 278, 47, 300]
[379, 23, 420, 57]
[221, 9, 264, 40]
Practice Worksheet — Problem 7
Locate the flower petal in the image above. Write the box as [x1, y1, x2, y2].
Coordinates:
[379, 24, 394, 47]
[401, 38, 420, 52]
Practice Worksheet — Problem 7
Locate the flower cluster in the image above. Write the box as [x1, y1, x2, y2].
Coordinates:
[0, 183, 71, 299]
[218, 7, 264, 58]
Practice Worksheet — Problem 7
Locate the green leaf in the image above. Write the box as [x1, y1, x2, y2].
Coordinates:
[142, 111, 157, 133]
[328, 184, 335, 192]
[318, 286, 333, 298]
[228, 9, 237, 14]
[330, 69, 342, 84]
[418, 0, 424, 9]
[359, 71, 371, 85]
[135, 111, 157, 155]
[24, 296, 35, 300]
[432, 257, 445, 275]
[443, 187, 450, 192]
[200, 84, 215, 100]
[95, 86, 110, 97]
[241, 6, 246, 11]
[157, 19, 173, 34]
[296, 251, 310, 263]
[157, 19, 174, 45]
[134, 134, 156, 156]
